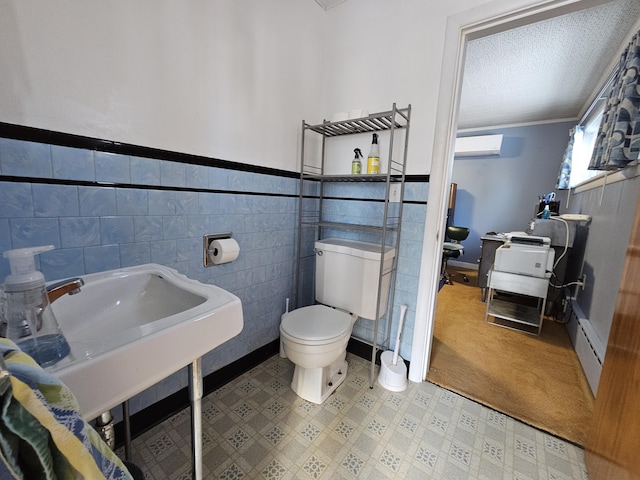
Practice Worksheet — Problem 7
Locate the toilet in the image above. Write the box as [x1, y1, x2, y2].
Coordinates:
[280, 238, 396, 404]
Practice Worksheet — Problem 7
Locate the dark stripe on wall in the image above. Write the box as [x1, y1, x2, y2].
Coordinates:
[0, 175, 427, 205]
[0, 174, 296, 198]
[0, 175, 428, 205]
[321, 196, 427, 205]
[0, 122, 429, 184]
[0, 122, 298, 179]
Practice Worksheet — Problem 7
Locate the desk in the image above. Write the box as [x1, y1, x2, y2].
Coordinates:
[478, 235, 504, 301]
[485, 269, 548, 335]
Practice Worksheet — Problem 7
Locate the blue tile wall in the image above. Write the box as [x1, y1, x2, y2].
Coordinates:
[94, 152, 131, 184]
[0, 138, 52, 178]
[130, 156, 160, 185]
[0, 138, 300, 418]
[0, 136, 427, 417]
[51, 145, 95, 181]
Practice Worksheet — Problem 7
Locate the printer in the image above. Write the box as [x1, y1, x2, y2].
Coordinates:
[493, 235, 555, 278]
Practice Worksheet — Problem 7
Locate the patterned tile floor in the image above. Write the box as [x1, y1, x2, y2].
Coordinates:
[125, 353, 588, 479]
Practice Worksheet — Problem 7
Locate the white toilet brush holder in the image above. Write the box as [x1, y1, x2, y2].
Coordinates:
[378, 351, 408, 392]
[378, 305, 408, 392]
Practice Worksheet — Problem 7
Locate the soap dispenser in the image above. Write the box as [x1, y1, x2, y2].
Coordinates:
[2, 245, 70, 367]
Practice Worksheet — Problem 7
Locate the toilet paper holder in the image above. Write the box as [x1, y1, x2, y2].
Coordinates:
[203, 232, 233, 267]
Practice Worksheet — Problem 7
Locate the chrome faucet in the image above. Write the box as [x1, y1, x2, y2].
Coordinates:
[46, 278, 84, 303]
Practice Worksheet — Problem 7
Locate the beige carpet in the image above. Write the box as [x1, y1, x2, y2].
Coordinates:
[428, 266, 594, 446]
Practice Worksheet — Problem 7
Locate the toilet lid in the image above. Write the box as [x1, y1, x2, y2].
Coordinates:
[281, 305, 353, 342]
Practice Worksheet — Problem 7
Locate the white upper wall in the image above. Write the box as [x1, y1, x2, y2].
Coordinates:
[0, 0, 529, 174]
[0, 0, 325, 171]
[321, 0, 496, 175]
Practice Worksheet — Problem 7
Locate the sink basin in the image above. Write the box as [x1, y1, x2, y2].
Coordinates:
[47, 264, 243, 420]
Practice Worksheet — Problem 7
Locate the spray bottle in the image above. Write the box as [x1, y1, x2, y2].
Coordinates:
[2, 246, 70, 367]
[366, 133, 380, 174]
[352, 148, 363, 174]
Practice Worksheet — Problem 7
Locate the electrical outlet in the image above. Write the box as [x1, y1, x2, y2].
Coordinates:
[389, 184, 401, 203]
[579, 274, 587, 290]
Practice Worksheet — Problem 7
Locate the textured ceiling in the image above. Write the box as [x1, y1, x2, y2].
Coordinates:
[458, 0, 640, 130]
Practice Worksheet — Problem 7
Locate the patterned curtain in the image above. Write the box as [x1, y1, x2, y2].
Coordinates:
[556, 126, 582, 189]
[589, 30, 640, 170]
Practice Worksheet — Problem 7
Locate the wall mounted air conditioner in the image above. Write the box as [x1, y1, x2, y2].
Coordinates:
[454, 134, 503, 157]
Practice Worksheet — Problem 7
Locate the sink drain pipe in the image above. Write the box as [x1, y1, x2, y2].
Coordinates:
[95, 411, 116, 450]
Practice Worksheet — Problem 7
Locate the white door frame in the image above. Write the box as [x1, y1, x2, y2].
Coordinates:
[408, 0, 612, 383]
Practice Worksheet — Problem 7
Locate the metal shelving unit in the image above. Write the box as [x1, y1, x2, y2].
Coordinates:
[294, 103, 411, 387]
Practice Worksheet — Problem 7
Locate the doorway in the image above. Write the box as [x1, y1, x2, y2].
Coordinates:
[410, 0, 635, 440]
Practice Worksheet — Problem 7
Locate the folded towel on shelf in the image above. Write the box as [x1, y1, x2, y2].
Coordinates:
[0, 338, 133, 480]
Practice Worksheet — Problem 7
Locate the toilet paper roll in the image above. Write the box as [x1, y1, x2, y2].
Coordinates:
[209, 238, 240, 265]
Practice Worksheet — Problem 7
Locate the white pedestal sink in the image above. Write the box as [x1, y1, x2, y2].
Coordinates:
[47, 263, 243, 479]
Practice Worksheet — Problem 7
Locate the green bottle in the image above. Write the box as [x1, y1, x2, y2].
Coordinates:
[352, 148, 363, 174]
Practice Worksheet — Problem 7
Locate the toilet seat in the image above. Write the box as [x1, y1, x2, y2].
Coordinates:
[280, 305, 353, 346]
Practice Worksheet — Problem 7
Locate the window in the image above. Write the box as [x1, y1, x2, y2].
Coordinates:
[568, 102, 604, 188]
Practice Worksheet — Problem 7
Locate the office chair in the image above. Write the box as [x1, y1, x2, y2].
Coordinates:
[442, 225, 470, 285]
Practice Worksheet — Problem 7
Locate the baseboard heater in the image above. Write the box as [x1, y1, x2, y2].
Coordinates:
[566, 298, 604, 396]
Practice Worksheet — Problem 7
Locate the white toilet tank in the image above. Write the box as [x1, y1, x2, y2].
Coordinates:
[314, 238, 396, 320]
